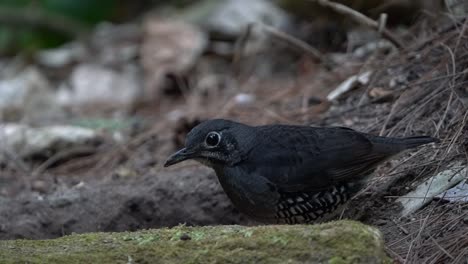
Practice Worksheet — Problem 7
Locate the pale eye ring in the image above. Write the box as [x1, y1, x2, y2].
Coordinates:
[205, 131, 221, 147]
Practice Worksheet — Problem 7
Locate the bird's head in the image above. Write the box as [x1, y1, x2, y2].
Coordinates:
[164, 119, 255, 168]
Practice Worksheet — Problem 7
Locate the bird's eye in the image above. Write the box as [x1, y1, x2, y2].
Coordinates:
[205, 131, 221, 147]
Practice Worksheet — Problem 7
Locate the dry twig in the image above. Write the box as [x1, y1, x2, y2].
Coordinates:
[309, 0, 403, 48]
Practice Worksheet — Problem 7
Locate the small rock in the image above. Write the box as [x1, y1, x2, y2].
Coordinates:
[234, 93, 255, 106]
[0, 124, 100, 160]
[48, 190, 82, 209]
[0, 67, 62, 122]
[90, 23, 142, 66]
[184, 0, 290, 36]
[72, 182, 86, 190]
[181, 0, 291, 57]
[50, 197, 73, 208]
[141, 19, 206, 101]
[36, 43, 85, 68]
[389, 74, 408, 88]
[167, 110, 185, 122]
[31, 181, 48, 194]
[180, 233, 191, 241]
[56, 64, 141, 108]
[114, 167, 138, 178]
[343, 119, 354, 126]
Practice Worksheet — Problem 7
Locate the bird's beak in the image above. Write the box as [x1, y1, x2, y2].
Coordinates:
[164, 148, 195, 167]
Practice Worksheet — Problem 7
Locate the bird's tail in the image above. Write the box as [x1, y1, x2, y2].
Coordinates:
[399, 136, 440, 149]
[368, 135, 439, 154]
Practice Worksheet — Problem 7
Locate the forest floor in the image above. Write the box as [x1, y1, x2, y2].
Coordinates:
[0, 14, 467, 264]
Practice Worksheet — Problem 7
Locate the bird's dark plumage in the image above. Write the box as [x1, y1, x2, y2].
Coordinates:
[165, 119, 438, 224]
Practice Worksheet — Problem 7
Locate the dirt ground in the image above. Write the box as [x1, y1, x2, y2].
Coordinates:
[0, 15, 467, 264]
[0, 166, 249, 239]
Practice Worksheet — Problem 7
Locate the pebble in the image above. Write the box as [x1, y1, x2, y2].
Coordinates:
[180, 233, 191, 241]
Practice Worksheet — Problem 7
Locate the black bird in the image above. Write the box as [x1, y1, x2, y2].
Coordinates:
[164, 119, 437, 224]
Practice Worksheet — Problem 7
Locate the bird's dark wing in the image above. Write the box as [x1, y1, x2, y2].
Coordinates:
[247, 125, 394, 193]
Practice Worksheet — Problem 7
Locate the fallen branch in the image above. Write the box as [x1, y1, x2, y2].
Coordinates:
[327, 71, 372, 101]
[310, 0, 403, 48]
[234, 23, 334, 68]
[259, 23, 331, 65]
[397, 163, 467, 217]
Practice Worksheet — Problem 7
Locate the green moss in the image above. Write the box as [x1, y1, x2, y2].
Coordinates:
[0, 220, 390, 264]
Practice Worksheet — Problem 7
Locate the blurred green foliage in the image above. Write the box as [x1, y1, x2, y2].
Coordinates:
[1, 0, 113, 21]
[0, 0, 126, 55]
[43, 0, 115, 25]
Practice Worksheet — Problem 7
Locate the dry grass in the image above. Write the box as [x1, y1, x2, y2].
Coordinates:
[333, 19, 468, 263]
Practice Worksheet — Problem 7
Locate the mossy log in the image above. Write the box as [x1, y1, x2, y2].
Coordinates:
[0, 220, 390, 264]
